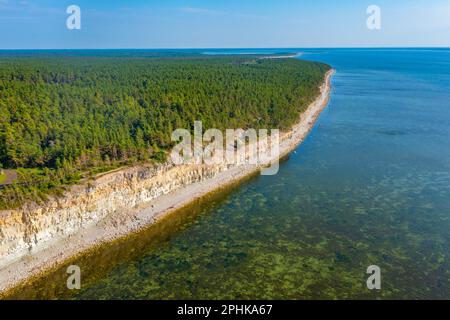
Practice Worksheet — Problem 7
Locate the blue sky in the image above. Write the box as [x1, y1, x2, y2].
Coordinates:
[0, 0, 449, 49]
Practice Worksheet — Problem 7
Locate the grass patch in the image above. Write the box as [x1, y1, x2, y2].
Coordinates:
[0, 173, 6, 184]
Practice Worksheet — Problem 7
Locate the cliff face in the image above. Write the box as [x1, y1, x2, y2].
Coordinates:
[0, 70, 333, 293]
[0, 162, 230, 268]
[0, 129, 279, 268]
[0, 74, 332, 273]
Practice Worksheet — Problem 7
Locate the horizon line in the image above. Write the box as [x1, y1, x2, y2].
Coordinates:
[1, 46, 450, 51]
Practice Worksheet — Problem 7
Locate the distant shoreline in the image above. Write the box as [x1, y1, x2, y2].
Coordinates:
[0, 69, 335, 296]
[259, 53, 303, 59]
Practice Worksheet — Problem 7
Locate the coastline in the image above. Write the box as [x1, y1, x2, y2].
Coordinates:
[260, 53, 303, 59]
[0, 69, 335, 295]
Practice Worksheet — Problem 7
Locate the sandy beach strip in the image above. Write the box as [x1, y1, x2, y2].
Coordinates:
[0, 69, 335, 295]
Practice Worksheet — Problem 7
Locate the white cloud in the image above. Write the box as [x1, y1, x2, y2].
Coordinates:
[235, 13, 270, 21]
[179, 6, 270, 21]
[180, 7, 226, 16]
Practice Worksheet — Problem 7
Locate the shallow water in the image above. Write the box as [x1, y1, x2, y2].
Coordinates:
[6, 49, 450, 300]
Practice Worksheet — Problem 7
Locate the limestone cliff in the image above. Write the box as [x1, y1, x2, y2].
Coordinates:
[0, 162, 230, 268]
[0, 70, 333, 274]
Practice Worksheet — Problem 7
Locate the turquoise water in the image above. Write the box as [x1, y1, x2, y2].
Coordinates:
[7, 49, 450, 299]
